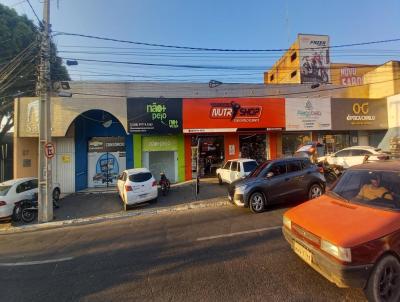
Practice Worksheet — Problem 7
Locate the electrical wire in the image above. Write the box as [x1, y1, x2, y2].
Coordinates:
[25, 0, 41, 25]
[53, 31, 400, 52]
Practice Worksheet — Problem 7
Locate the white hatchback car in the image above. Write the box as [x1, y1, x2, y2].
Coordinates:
[117, 168, 158, 211]
[216, 159, 258, 185]
[318, 146, 389, 169]
[0, 177, 61, 221]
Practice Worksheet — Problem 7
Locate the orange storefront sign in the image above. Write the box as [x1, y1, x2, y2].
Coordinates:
[183, 98, 285, 133]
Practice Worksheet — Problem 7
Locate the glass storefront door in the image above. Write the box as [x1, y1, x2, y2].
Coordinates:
[192, 136, 225, 177]
[282, 132, 312, 157]
[239, 134, 267, 163]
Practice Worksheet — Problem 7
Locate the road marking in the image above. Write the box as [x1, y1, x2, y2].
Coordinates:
[196, 226, 282, 241]
[0, 257, 73, 266]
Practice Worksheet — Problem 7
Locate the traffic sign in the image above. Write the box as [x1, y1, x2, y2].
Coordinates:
[44, 142, 55, 159]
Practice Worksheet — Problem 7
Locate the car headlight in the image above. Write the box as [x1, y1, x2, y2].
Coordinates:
[283, 216, 291, 230]
[320, 239, 351, 262]
[235, 185, 247, 194]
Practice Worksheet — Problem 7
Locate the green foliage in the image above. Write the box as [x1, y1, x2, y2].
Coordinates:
[0, 3, 70, 140]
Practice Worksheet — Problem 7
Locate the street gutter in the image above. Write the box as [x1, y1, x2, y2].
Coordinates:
[0, 199, 230, 235]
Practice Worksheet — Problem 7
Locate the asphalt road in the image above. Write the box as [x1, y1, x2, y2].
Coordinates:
[0, 204, 367, 302]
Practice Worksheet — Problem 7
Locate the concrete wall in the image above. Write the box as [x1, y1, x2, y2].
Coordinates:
[365, 61, 400, 98]
[13, 137, 38, 178]
[264, 39, 300, 84]
[18, 96, 128, 137]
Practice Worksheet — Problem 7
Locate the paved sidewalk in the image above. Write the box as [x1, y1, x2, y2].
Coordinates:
[0, 178, 231, 233]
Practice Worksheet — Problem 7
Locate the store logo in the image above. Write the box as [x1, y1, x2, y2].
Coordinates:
[347, 102, 375, 123]
[305, 100, 313, 111]
[352, 102, 369, 115]
[146, 102, 179, 129]
[296, 100, 321, 118]
[310, 40, 327, 47]
[209, 101, 262, 122]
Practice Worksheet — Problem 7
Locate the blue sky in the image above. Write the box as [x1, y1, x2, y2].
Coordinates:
[2, 0, 400, 83]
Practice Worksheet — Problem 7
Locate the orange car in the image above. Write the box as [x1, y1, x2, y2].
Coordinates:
[283, 161, 400, 302]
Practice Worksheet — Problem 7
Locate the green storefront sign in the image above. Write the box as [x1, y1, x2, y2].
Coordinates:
[142, 136, 179, 152]
[133, 134, 185, 182]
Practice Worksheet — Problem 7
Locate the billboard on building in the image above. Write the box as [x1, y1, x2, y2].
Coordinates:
[285, 98, 331, 130]
[299, 34, 331, 84]
[183, 98, 285, 133]
[331, 98, 388, 130]
[127, 98, 182, 134]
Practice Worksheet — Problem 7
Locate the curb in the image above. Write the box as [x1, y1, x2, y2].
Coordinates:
[0, 200, 231, 235]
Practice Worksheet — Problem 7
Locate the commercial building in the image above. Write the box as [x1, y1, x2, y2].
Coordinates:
[12, 35, 400, 192]
[15, 81, 354, 192]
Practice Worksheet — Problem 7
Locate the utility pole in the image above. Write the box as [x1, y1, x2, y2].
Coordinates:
[38, 0, 53, 222]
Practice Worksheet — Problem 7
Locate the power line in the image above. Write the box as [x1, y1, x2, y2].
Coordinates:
[53, 31, 400, 52]
[25, 0, 42, 25]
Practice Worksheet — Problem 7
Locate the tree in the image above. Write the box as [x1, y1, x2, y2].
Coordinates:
[0, 3, 70, 143]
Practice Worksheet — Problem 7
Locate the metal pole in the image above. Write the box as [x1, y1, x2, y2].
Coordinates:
[38, 0, 53, 222]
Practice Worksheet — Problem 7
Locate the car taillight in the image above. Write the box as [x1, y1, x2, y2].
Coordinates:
[125, 185, 133, 192]
[0, 201, 6, 206]
[152, 180, 157, 187]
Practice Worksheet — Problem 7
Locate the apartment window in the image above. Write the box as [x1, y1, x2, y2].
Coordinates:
[290, 70, 297, 78]
[270, 74, 274, 82]
[291, 52, 297, 62]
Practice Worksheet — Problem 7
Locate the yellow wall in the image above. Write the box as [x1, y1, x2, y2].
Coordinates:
[264, 40, 301, 84]
[13, 137, 38, 178]
[365, 61, 400, 98]
[330, 63, 377, 86]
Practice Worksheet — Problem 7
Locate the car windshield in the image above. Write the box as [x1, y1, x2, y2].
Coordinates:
[248, 161, 270, 177]
[0, 185, 11, 196]
[129, 172, 152, 183]
[331, 170, 400, 210]
[243, 161, 258, 173]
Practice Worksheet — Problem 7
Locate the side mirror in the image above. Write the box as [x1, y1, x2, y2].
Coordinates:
[266, 172, 274, 178]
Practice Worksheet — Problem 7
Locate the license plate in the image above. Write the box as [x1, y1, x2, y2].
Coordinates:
[139, 193, 148, 198]
[294, 241, 312, 264]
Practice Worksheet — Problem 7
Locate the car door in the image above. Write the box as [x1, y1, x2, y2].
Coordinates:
[221, 161, 232, 183]
[285, 160, 305, 197]
[15, 180, 35, 202]
[332, 150, 352, 168]
[349, 149, 372, 166]
[229, 161, 240, 183]
[264, 161, 289, 203]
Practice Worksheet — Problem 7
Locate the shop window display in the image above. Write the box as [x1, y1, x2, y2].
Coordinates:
[239, 134, 267, 164]
[282, 133, 311, 157]
[192, 136, 225, 177]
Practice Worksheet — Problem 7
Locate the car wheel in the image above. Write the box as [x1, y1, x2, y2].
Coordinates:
[52, 188, 60, 201]
[249, 192, 265, 214]
[12, 204, 22, 222]
[365, 255, 400, 302]
[218, 174, 223, 185]
[308, 184, 323, 200]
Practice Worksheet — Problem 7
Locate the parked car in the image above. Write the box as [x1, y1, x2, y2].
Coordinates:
[282, 161, 400, 301]
[117, 168, 158, 211]
[0, 177, 61, 221]
[228, 157, 325, 213]
[216, 159, 258, 185]
[318, 146, 389, 169]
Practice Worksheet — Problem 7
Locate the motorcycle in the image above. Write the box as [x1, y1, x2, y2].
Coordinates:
[159, 172, 171, 196]
[318, 161, 343, 185]
[16, 193, 60, 223]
